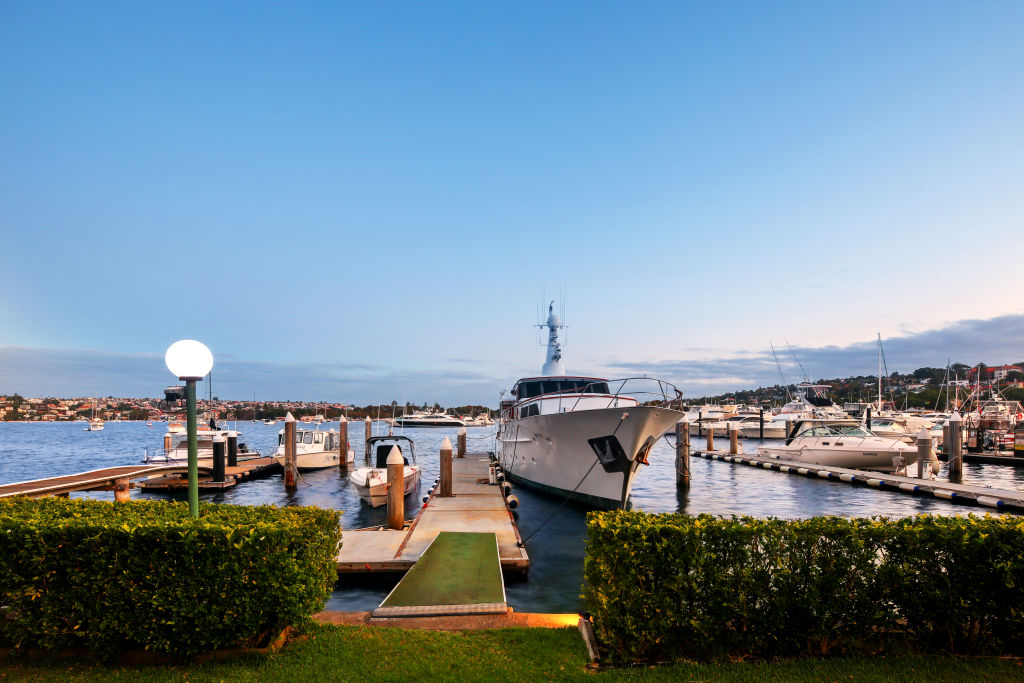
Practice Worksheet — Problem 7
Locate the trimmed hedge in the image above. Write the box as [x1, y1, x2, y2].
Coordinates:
[584, 512, 1024, 661]
[0, 497, 342, 656]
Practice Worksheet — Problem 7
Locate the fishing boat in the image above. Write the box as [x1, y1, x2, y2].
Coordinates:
[495, 303, 682, 509]
[349, 435, 421, 507]
[758, 419, 916, 472]
[273, 426, 354, 470]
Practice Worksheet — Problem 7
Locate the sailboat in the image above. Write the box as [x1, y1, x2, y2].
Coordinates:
[495, 303, 682, 509]
[83, 398, 104, 431]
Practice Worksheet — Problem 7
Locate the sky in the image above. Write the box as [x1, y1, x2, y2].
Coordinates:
[1, 2, 1022, 405]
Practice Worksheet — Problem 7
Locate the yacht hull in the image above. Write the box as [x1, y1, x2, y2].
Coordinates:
[498, 406, 680, 508]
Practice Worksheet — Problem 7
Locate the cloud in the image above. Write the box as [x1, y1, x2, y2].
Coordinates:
[597, 313, 1024, 397]
[2, 313, 1022, 403]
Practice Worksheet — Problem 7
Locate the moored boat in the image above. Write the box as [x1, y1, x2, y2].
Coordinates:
[758, 419, 916, 472]
[350, 435, 421, 507]
[273, 426, 354, 470]
[496, 303, 682, 509]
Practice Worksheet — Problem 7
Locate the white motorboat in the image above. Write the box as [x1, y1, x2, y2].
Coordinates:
[758, 419, 916, 472]
[83, 418, 104, 431]
[496, 303, 682, 509]
[867, 415, 912, 442]
[392, 410, 466, 428]
[273, 426, 354, 470]
[143, 425, 257, 466]
[349, 435, 421, 507]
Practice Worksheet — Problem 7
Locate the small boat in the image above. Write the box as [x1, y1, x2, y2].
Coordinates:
[739, 384, 847, 439]
[758, 419, 915, 472]
[262, 418, 276, 426]
[274, 426, 354, 470]
[83, 418, 104, 432]
[349, 435, 421, 507]
[143, 426, 257, 466]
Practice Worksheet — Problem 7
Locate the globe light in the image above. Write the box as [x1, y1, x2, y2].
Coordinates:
[165, 340, 214, 380]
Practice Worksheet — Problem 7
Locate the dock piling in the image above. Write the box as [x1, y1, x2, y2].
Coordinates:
[675, 421, 691, 488]
[386, 446, 405, 530]
[949, 414, 963, 483]
[364, 416, 372, 463]
[284, 412, 297, 490]
[212, 435, 226, 483]
[440, 436, 453, 497]
[339, 416, 349, 470]
[916, 429, 932, 480]
[113, 477, 130, 503]
[227, 434, 238, 467]
[759, 408, 764, 440]
[457, 427, 467, 458]
[706, 425, 715, 452]
[729, 423, 739, 455]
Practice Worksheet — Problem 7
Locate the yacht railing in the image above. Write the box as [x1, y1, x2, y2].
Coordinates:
[563, 377, 683, 413]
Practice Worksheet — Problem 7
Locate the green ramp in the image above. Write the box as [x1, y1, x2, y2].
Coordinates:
[373, 531, 506, 617]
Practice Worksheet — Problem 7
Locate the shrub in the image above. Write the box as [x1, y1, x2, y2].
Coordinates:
[0, 497, 342, 656]
[584, 512, 1024, 661]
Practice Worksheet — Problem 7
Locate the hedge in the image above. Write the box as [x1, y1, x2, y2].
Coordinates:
[584, 512, 1024, 661]
[0, 497, 342, 656]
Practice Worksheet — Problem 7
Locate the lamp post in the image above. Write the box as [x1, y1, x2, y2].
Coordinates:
[165, 340, 214, 518]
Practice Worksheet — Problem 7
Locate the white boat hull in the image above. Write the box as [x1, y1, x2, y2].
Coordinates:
[274, 449, 350, 471]
[498, 406, 681, 508]
[739, 423, 789, 439]
[758, 439, 916, 472]
[349, 465, 422, 507]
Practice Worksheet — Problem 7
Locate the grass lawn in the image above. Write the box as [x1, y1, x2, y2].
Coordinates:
[1, 624, 1023, 682]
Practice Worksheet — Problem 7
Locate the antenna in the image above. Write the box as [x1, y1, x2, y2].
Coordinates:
[786, 341, 810, 384]
[770, 343, 791, 400]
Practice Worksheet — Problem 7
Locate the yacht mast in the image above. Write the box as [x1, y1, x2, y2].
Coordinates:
[538, 301, 566, 376]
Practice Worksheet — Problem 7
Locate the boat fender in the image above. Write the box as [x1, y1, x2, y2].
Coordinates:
[422, 496, 429, 504]
[501, 482, 512, 497]
[496, 472, 505, 482]
[506, 494, 519, 509]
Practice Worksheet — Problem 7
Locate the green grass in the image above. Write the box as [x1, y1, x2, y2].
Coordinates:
[1, 624, 1022, 682]
[382, 531, 505, 607]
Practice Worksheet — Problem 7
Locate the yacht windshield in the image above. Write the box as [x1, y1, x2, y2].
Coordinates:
[516, 378, 611, 399]
[796, 423, 873, 438]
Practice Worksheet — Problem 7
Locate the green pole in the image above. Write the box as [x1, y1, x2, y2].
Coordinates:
[186, 379, 199, 518]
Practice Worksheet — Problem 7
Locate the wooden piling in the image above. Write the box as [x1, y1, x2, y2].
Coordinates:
[212, 435, 226, 483]
[942, 423, 951, 456]
[457, 427, 467, 458]
[675, 422, 690, 488]
[866, 407, 872, 431]
[338, 416, 349, 470]
[227, 434, 238, 467]
[386, 446, 404, 530]
[706, 425, 715, 452]
[284, 412, 297, 490]
[364, 416, 372, 463]
[949, 415, 963, 483]
[440, 436, 453, 497]
[113, 477, 130, 503]
[916, 429, 932, 479]
[758, 407, 764, 440]
[729, 423, 739, 455]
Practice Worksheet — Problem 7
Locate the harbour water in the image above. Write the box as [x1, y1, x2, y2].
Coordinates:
[3, 421, 1023, 613]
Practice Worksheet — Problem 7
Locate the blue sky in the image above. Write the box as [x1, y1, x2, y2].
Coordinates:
[2, 2, 1022, 404]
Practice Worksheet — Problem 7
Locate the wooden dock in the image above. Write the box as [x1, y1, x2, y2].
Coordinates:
[337, 454, 529, 575]
[137, 457, 280, 491]
[695, 450, 1024, 512]
[0, 465, 192, 499]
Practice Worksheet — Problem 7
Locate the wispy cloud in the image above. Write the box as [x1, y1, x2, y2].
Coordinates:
[2, 313, 1022, 403]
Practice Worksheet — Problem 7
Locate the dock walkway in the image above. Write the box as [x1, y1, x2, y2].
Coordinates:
[137, 457, 280, 491]
[337, 454, 529, 574]
[696, 450, 1024, 512]
[0, 465, 191, 498]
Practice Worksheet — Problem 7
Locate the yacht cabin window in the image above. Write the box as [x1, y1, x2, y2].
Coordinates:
[303, 432, 313, 444]
[516, 378, 611, 400]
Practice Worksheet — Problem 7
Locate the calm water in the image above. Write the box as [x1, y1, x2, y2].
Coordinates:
[3, 421, 1023, 614]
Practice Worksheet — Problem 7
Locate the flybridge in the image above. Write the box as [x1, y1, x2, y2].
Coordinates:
[513, 377, 611, 400]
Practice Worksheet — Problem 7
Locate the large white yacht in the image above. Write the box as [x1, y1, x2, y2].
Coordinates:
[391, 411, 466, 428]
[495, 304, 682, 509]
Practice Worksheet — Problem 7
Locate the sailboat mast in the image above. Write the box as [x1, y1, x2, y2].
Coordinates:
[877, 333, 883, 412]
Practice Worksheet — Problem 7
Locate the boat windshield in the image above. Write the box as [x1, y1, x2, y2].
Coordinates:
[796, 423, 873, 438]
[516, 378, 611, 399]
